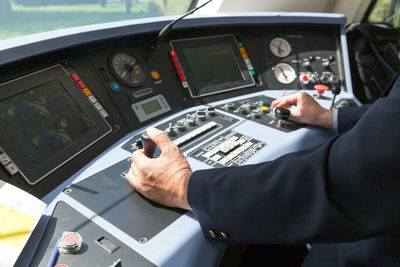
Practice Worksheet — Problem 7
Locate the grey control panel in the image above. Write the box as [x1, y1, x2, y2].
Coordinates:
[216, 95, 304, 132]
[122, 107, 239, 154]
[189, 131, 266, 167]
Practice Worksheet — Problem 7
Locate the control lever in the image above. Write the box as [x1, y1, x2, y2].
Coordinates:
[329, 87, 341, 110]
[274, 107, 291, 121]
[141, 132, 155, 158]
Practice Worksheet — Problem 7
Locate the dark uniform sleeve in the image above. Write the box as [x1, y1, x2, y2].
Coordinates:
[188, 89, 400, 244]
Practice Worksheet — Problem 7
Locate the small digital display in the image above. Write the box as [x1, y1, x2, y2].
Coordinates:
[141, 99, 162, 115]
[183, 44, 244, 89]
[0, 80, 97, 164]
[170, 35, 255, 98]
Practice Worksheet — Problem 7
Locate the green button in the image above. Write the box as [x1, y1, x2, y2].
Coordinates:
[238, 42, 243, 47]
[0, 148, 3, 153]
[250, 70, 255, 75]
[261, 99, 267, 103]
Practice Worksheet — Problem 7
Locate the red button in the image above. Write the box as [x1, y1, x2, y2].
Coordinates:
[70, 73, 80, 82]
[314, 84, 330, 94]
[63, 233, 78, 245]
[303, 75, 309, 81]
[77, 81, 86, 89]
[169, 50, 176, 56]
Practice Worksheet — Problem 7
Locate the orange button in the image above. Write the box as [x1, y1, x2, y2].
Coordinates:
[82, 88, 92, 96]
[151, 71, 160, 80]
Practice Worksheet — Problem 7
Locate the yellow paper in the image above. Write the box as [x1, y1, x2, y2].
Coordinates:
[0, 204, 36, 248]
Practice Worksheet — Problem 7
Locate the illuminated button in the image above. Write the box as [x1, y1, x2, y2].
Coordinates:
[77, 81, 86, 89]
[150, 71, 160, 80]
[250, 70, 255, 75]
[94, 102, 103, 111]
[260, 106, 269, 113]
[5, 162, 18, 175]
[259, 99, 269, 106]
[238, 42, 243, 47]
[88, 95, 97, 103]
[82, 88, 92, 96]
[99, 109, 109, 118]
[169, 50, 176, 56]
[111, 82, 120, 92]
[0, 153, 11, 166]
[70, 73, 80, 82]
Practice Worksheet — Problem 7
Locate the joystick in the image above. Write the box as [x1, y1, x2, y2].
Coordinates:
[330, 86, 341, 110]
[274, 107, 291, 121]
[141, 132, 155, 158]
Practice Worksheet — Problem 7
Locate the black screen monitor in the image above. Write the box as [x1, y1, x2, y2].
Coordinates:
[170, 35, 255, 98]
[0, 65, 112, 185]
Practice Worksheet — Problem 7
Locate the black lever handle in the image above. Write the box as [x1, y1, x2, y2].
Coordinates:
[274, 107, 291, 121]
[141, 132, 155, 158]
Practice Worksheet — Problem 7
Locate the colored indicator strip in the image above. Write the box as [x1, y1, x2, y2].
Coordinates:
[169, 50, 188, 88]
[238, 43, 255, 74]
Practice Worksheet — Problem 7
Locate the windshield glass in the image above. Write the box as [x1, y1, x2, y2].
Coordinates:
[0, 0, 193, 41]
[368, 0, 400, 27]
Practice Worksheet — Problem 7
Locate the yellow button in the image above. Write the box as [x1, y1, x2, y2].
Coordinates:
[82, 88, 92, 96]
[220, 232, 229, 239]
[151, 71, 160, 80]
[260, 106, 268, 111]
[208, 230, 216, 239]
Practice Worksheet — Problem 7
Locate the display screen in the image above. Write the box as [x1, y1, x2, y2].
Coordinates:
[183, 44, 244, 89]
[141, 99, 162, 115]
[0, 80, 97, 164]
[0, 65, 112, 185]
[170, 35, 255, 98]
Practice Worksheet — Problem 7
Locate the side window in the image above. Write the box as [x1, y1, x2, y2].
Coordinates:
[368, 0, 400, 27]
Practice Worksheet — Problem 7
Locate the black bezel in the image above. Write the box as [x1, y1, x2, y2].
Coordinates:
[170, 34, 255, 98]
[0, 65, 112, 185]
[108, 51, 147, 88]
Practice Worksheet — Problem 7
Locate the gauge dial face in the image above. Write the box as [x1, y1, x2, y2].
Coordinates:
[274, 63, 296, 84]
[110, 53, 146, 87]
[270, 37, 291, 58]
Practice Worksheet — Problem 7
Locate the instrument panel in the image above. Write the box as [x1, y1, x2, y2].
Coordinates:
[0, 13, 356, 267]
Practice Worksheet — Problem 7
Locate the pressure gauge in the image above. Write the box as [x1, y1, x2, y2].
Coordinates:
[110, 52, 146, 87]
[270, 38, 291, 58]
[274, 63, 296, 84]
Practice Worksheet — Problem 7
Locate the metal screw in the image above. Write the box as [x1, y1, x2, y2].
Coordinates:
[139, 237, 147, 244]
[64, 188, 72, 194]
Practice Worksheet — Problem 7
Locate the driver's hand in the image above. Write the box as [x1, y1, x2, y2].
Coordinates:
[272, 92, 334, 129]
[125, 127, 192, 210]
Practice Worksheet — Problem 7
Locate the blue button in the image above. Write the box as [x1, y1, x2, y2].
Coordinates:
[111, 82, 121, 92]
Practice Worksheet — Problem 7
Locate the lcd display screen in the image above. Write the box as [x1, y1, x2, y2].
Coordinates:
[0, 80, 97, 164]
[170, 35, 255, 98]
[0, 65, 112, 185]
[183, 44, 244, 89]
[141, 99, 162, 115]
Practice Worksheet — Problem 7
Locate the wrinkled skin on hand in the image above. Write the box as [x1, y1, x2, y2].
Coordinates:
[125, 127, 192, 210]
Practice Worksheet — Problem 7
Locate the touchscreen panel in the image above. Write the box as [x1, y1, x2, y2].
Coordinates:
[170, 35, 255, 98]
[0, 65, 112, 185]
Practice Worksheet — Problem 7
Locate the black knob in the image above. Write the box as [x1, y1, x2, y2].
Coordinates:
[274, 107, 291, 121]
[141, 132, 155, 158]
[331, 87, 341, 95]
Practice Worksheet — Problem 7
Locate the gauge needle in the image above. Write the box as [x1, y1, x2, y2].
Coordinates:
[273, 44, 283, 55]
[121, 70, 127, 78]
[279, 67, 288, 81]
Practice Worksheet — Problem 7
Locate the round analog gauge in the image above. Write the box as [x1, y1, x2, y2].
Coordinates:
[273, 63, 296, 84]
[270, 37, 291, 58]
[110, 52, 146, 87]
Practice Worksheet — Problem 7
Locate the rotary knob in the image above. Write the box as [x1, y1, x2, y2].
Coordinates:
[250, 109, 262, 119]
[165, 123, 176, 137]
[196, 110, 206, 121]
[185, 114, 196, 127]
[223, 103, 235, 110]
[236, 106, 247, 114]
[206, 106, 216, 116]
[176, 121, 185, 131]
